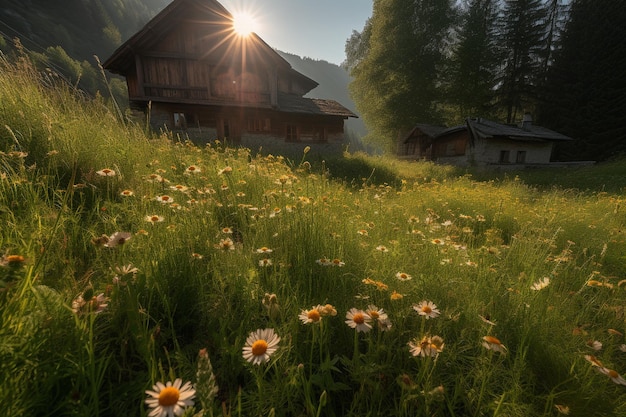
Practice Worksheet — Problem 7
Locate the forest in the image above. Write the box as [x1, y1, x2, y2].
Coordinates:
[345, 0, 626, 161]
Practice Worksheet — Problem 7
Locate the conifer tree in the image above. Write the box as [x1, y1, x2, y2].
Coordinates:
[446, 0, 501, 122]
[496, 0, 548, 123]
[538, 0, 626, 161]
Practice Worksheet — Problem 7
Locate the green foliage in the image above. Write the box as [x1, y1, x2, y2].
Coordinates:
[349, 0, 457, 149]
[3, 52, 626, 417]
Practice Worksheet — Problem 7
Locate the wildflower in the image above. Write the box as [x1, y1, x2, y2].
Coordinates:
[375, 245, 389, 252]
[156, 195, 174, 204]
[72, 292, 108, 314]
[408, 335, 444, 358]
[331, 258, 345, 267]
[608, 329, 623, 337]
[242, 328, 281, 365]
[216, 238, 235, 251]
[146, 173, 165, 183]
[170, 184, 189, 192]
[104, 232, 132, 248]
[413, 300, 440, 319]
[377, 317, 393, 331]
[218, 166, 233, 175]
[554, 404, 570, 415]
[431, 238, 445, 245]
[584, 354, 604, 367]
[357, 229, 369, 236]
[482, 335, 507, 353]
[479, 314, 497, 326]
[531, 277, 551, 291]
[620, 344, 626, 353]
[96, 168, 116, 177]
[596, 367, 626, 385]
[395, 272, 412, 281]
[586, 340, 603, 351]
[390, 290, 404, 301]
[258, 258, 272, 267]
[145, 378, 195, 417]
[120, 189, 134, 197]
[316, 257, 331, 266]
[196, 349, 219, 408]
[299, 305, 323, 325]
[222, 227, 233, 234]
[1, 254, 26, 268]
[345, 308, 372, 333]
[145, 215, 165, 223]
[185, 165, 201, 174]
[366, 305, 388, 324]
[262, 293, 280, 319]
[256, 247, 273, 254]
[320, 304, 337, 316]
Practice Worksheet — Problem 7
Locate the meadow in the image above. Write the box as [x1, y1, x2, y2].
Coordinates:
[1, 52, 626, 417]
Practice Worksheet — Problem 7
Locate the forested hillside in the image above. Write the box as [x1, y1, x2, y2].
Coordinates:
[345, 0, 626, 160]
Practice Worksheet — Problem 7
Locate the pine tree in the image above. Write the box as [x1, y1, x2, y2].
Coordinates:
[446, 0, 501, 122]
[496, 0, 548, 123]
[538, 0, 626, 161]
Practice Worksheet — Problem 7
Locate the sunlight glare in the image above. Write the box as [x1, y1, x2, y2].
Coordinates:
[232, 12, 257, 37]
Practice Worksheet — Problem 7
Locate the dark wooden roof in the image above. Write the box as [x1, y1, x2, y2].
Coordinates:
[102, 0, 318, 92]
[403, 124, 448, 143]
[467, 118, 573, 142]
[278, 93, 357, 118]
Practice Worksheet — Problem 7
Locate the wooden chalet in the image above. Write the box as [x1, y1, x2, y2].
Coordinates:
[103, 0, 357, 154]
[399, 115, 575, 168]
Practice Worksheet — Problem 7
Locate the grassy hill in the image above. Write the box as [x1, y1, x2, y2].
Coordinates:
[2, 54, 626, 417]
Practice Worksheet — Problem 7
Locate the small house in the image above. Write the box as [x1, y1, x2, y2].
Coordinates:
[400, 115, 574, 168]
[103, 0, 357, 156]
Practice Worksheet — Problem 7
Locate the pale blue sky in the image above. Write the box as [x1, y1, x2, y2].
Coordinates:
[220, 0, 373, 65]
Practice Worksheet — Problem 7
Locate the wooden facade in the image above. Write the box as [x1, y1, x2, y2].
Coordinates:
[399, 117, 573, 168]
[103, 0, 356, 152]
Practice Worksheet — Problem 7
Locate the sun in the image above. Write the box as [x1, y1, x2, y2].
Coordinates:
[232, 11, 258, 37]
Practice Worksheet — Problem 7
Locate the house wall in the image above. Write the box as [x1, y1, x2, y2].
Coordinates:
[471, 137, 554, 165]
[146, 102, 347, 157]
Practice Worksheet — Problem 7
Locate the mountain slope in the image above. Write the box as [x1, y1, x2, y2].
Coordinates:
[278, 51, 366, 137]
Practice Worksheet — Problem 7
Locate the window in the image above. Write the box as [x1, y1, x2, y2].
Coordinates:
[286, 125, 298, 141]
[516, 151, 527, 163]
[499, 150, 510, 163]
[248, 118, 271, 132]
[173, 112, 186, 129]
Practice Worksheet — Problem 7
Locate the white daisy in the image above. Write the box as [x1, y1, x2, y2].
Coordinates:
[242, 328, 281, 365]
[345, 308, 372, 333]
[145, 378, 195, 417]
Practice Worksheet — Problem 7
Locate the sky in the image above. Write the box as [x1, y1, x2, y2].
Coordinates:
[219, 0, 373, 65]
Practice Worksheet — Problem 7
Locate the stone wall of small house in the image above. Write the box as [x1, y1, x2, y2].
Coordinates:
[436, 137, 554, 167]
[472, 137, 553, 165]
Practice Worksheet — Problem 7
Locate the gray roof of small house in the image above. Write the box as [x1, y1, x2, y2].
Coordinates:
[466, 118, 573, 142]
[403, 124, 448, 143]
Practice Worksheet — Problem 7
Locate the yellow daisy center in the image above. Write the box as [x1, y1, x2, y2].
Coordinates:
[608, 369, 619, 378]
[251, 339, 268, 356]
[158, 386, 180, 407]
[421, 305, 432, 314]
[352, 313, 365, 324]
[307, 310, 321, 322]
[369, 311, 379, 320]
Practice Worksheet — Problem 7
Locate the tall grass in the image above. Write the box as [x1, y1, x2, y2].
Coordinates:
[1, 52, 626, 417]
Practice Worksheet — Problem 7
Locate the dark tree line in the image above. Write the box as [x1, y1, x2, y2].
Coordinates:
[346, 0, 626, 162]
